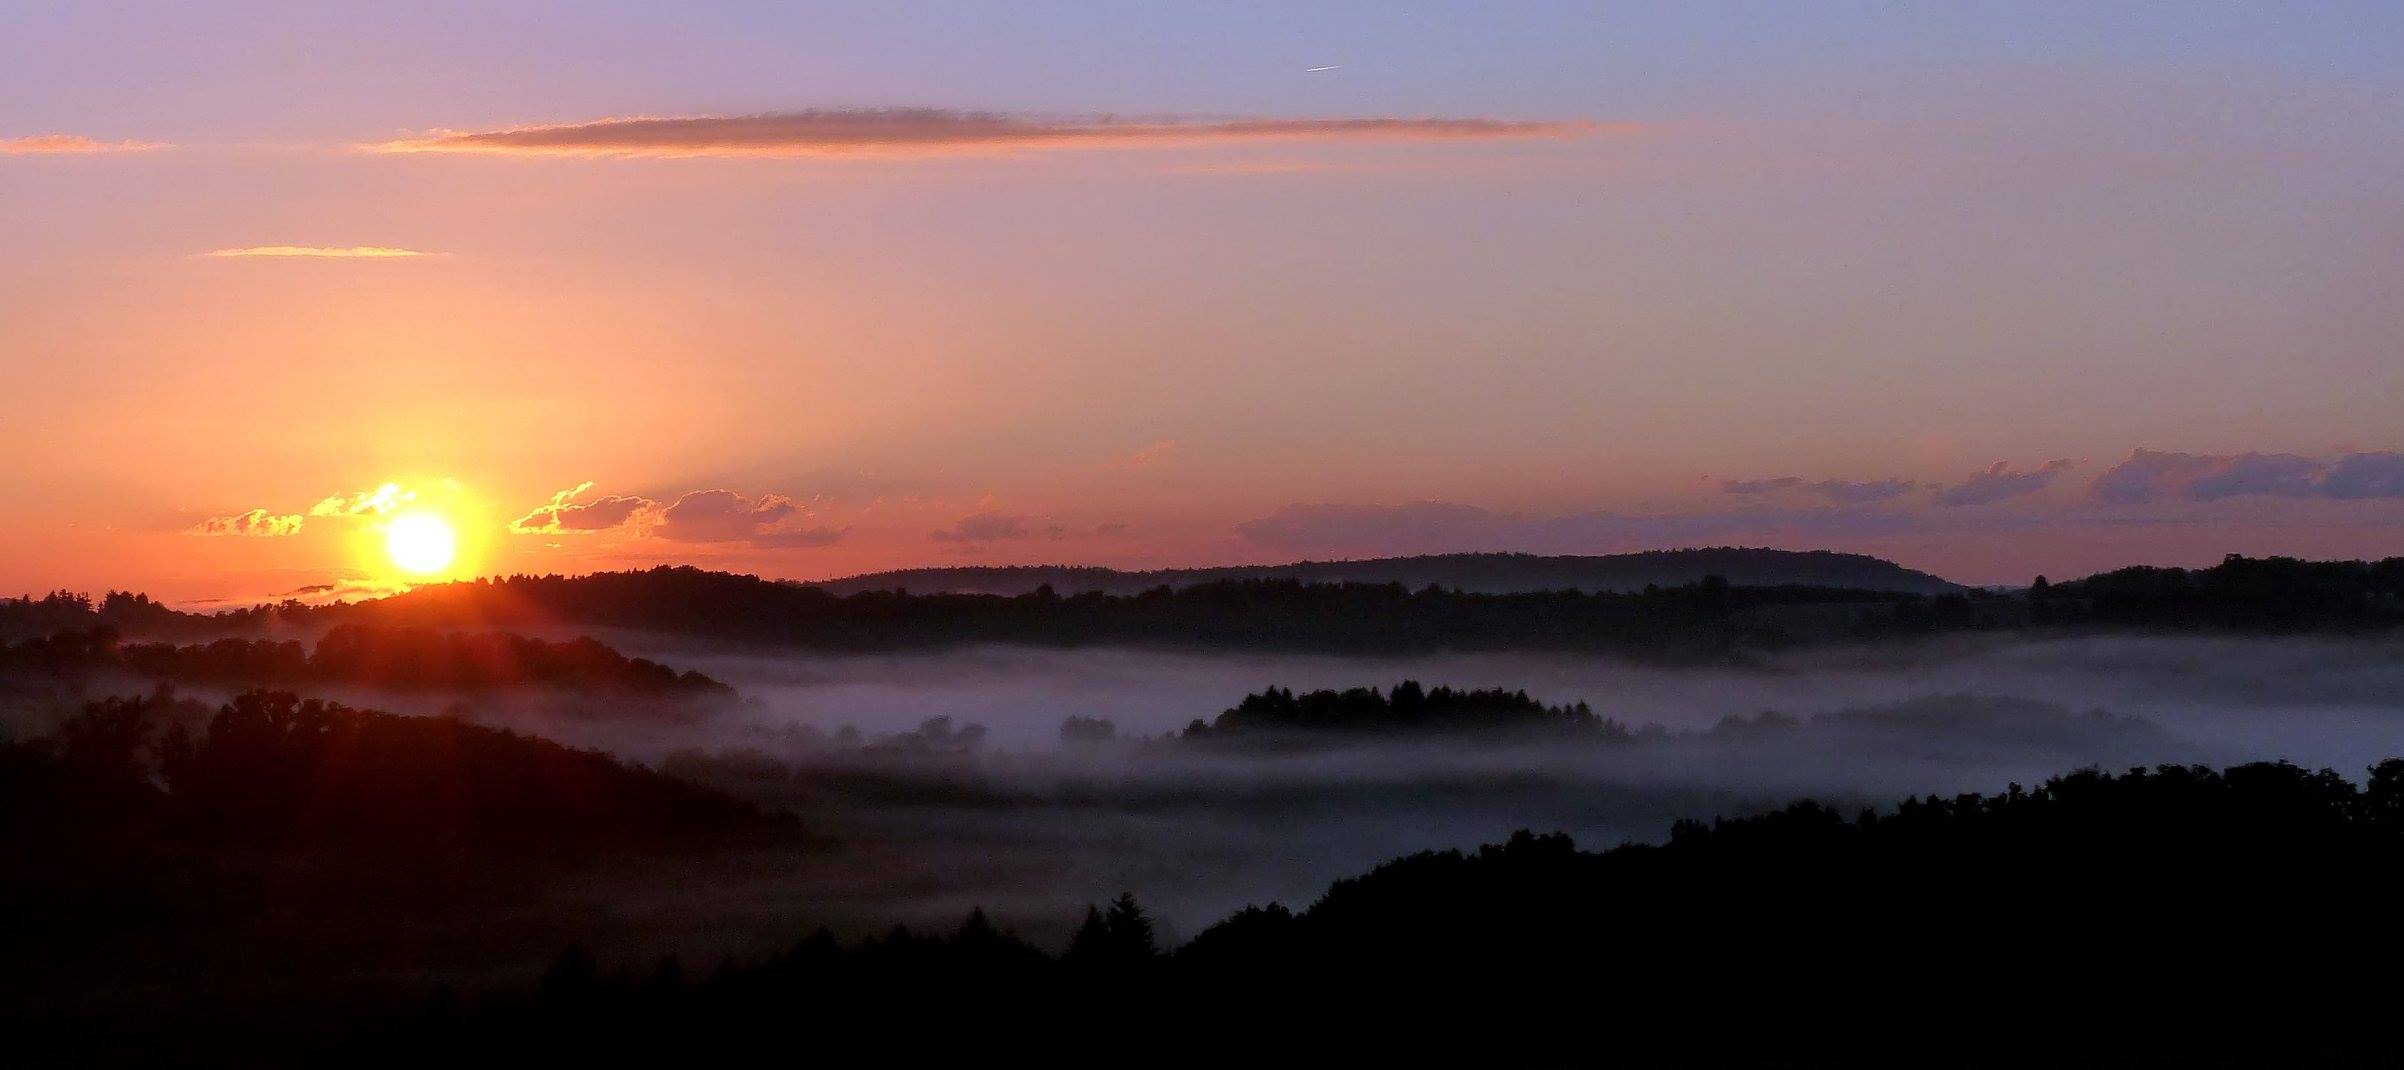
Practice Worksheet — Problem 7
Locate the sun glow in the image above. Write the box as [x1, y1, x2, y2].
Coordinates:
[384, 512, 458, 575]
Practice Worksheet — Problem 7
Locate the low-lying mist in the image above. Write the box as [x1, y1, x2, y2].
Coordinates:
[628, 631, 2404, 763]
[474, 630, 2404, 934]
[19, 629, 2404, 944]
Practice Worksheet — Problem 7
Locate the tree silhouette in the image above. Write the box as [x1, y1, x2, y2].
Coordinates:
[310, 756, 2404, 1066]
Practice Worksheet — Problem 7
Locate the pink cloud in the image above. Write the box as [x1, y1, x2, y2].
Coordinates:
[0, 134, 165, 155]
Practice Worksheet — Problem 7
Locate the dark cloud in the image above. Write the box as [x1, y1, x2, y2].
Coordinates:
[655, 490, 794, 540]
[507, 485, 843, 546]
[552, 496, 652, 530]
[2322, 453, 2404, 500]
[188, 509, 304, 537]
[1937, 460, 2073, 507]
[655, 489, 844, 548]
[367, 109, 1605, 159]
[931, 512, 1034, 543]
[510, 482, 654, 534]
[2093, 449, 2404, 503]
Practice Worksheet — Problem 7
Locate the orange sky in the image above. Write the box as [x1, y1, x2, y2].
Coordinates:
[7, 4, 2404, 603]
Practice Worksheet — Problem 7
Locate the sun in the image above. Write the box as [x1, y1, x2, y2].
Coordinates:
[384, 512, 458, 575]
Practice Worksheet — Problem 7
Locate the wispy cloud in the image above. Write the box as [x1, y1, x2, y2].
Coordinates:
[1937, 460, 2074, 507]
[1116, 439, 1178, 469]
[1163, 160, 1343, 176]
[931, 512, 1033, 542]
[364, 108, 1609, 159]
[1813, 479, 1922, 505]
[188, 509, 304, 537]
[1720, 477, 1804, 496]
[204, 246, 433, 259]
[1722, 476, 1921, 505]
[1, 134, 165, 155]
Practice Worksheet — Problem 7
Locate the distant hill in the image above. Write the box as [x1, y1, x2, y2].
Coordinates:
[292, 567, 1915, 655]
[795, 549, 1965, 597]
[3, 689, 796, 860]
[2, 625, 737, 704]
[17, 554, 2401, 656]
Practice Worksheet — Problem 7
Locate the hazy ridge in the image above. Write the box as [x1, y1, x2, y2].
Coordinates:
[793, 548, 1967, 597]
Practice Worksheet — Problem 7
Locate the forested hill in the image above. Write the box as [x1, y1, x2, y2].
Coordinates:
[794, 548, 1966, 597]
[1, 625, 736, 702]
[274, 570, 1911, 655]
[10, 553, 2403, 652]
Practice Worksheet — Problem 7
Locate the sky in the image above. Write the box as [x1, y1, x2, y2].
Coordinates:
[5, 1, 2402, 603]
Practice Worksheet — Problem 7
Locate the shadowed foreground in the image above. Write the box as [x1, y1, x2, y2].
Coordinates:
[342, 758, 2404, 1067]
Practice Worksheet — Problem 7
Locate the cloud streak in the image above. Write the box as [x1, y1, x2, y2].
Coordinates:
[1, 134, 164, 155]
[365, 108, 1607, 159]
[204, 246, 433, 259]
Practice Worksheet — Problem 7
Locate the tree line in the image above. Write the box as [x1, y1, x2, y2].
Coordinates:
[13, 554, 2402, 659]
[0, 624, 735, 701]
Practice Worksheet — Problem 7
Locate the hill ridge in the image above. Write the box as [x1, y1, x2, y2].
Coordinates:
[794, 547, 1964, 597]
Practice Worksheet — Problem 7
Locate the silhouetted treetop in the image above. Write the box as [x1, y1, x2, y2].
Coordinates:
[1181, 680, 1621, 741]
[2040, 552, 2404, 629]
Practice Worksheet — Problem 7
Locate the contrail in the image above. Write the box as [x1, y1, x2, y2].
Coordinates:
[1306, 65, 1341, 72]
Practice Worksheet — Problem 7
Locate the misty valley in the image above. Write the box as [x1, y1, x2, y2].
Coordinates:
[21, 6, 2404, 1063]
[8, 551, 2404, 1064]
